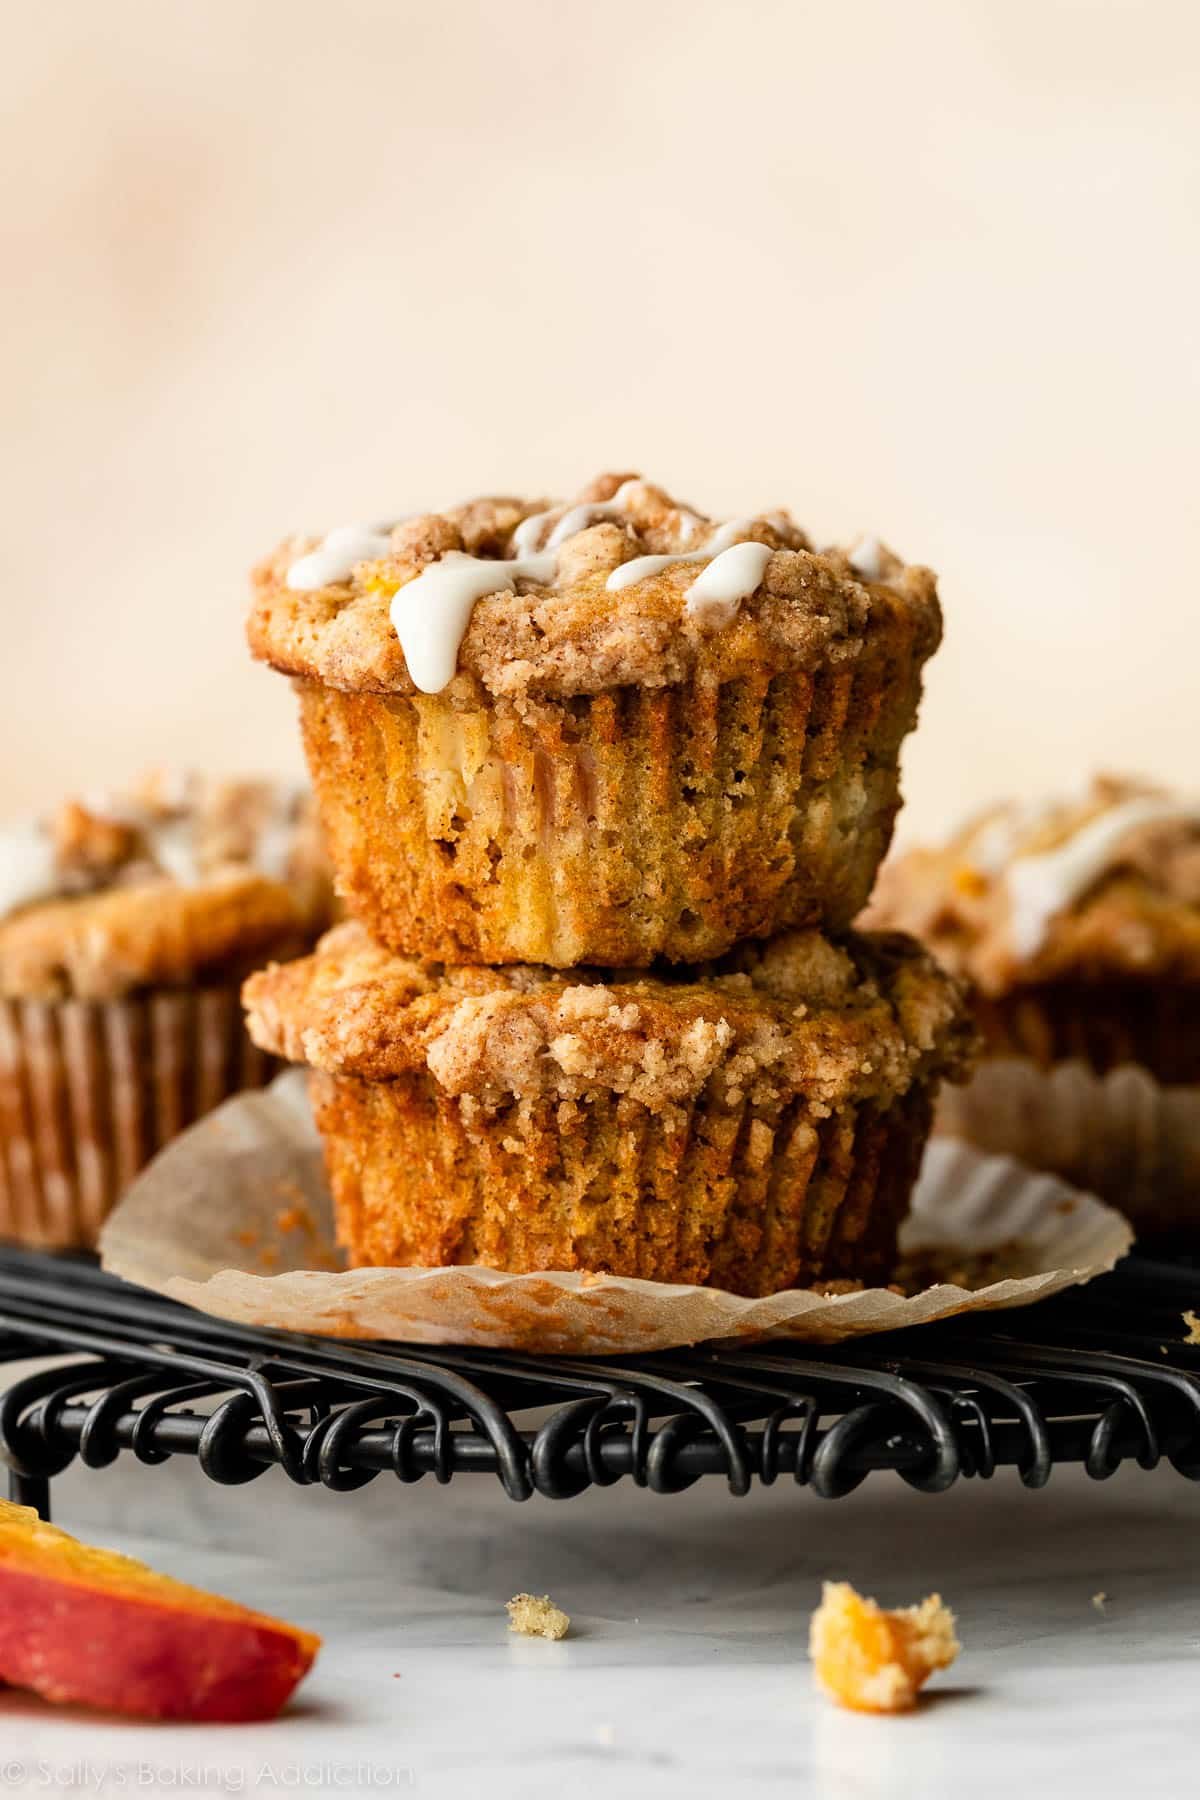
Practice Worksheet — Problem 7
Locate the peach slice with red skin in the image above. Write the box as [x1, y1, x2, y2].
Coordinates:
[0, 1500, 319, 1722]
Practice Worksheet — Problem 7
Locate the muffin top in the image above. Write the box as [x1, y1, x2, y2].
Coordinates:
[864, 775, 1200, 994]
[244, 918, 973, 1113]
[0, 771, 333, 1000]
[248, 472, 940, 705]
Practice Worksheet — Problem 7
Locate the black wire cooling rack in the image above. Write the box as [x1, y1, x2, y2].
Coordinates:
[3, 1243, 1200, 1522]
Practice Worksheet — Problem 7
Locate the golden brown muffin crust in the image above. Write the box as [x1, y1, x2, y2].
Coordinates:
[243, 918, 974, 1111]
[0, 773, 332, 1000]
[865, 774, 1200, 994]
[248, 474, 940, 704]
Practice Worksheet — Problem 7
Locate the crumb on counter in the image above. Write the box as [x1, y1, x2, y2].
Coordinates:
[1182, 1310, 1200, 1345]
[809, 1580, 959, 1714]
[506, 1593, 570, 1640]
[1092, 1592, 1108, 1613]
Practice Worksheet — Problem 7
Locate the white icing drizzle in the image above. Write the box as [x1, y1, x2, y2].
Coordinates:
[1006, 796, 1200, 958]
[966, 799, 1062, 878]
[685, 542, 774, 627]
[254, 821, 297, 884]
[0, 823, 59, 919]
[146, 816, 204, 885]
[390, 506, 778, 694]
[0, 779, 309, 919]
[72, 784, 204, 886]
[848, 534, 884, 581]
[509, 480, 643, 557]
[604, 519, 763, 594]
[250, 782, 309, 883]
[286, 523, 395, 592]
[390, 551, 556, 693]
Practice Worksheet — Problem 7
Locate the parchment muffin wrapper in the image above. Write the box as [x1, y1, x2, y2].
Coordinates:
[937, 1056, 1200, 1242]
[0, 987, 275, 1250]
[309, 1068, 933, 1297]
[99, 1073, 1132, 1352]
[972, 982, 1200, 1086]
[295, 645, 923, 966]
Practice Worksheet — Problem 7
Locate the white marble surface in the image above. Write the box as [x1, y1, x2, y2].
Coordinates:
[3, 1453, 1197, 1798]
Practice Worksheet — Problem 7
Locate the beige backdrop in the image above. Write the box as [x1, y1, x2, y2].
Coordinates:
[2, 0, 1196, 837]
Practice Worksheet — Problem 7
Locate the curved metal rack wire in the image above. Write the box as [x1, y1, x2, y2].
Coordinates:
[2, 1245, 1200, 1520]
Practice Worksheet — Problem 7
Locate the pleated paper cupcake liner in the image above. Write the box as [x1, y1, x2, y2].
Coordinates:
[937, 1057, 1200, 1242]
[99, 1072, 1132, 1352]
[295, 643, 922, 966]
[973, 983, 1200, 1086]
[310, 1069, 931, 1296]
[0, 986, 274, 1250]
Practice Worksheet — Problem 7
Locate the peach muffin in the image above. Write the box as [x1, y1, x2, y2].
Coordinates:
[248, 474, 942, 967]
[865, 775, 1200, 1081]
[865, 774, 1200, 1232]
[243, 920, 973, 1296]
[0, 772, 332, 1248]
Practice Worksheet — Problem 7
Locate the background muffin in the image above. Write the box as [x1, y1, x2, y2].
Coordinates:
[864, 774, 1200, 1233]
[865, 774, 1200, 1079]
[0, 771, 332, 1248]
[244, 919, 973, 1297]
[248, 474, 942, 968]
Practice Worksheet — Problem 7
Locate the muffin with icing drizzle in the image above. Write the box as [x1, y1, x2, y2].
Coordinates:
[865, 775, 1200, 1078]
[243, 918, 973, 1294]
[0, 771, 333, 1248]
[248, 474, 942, 967]
[864, 774, 1200, 1233]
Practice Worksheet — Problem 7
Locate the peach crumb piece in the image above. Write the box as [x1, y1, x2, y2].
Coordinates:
[809, 1581, 959, 1713]
[1182, 1310, 1200, 1345]
[506, 1593, 570, 1640]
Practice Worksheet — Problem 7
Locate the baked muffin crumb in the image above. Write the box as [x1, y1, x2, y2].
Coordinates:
[810, 1581, 959, 1713]
[506, 1594, 570, 1641]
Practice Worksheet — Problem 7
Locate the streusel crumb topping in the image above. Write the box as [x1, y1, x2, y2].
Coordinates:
[249, 473, 939, 704]
[243, 919, 974, 1111]
[0, 772, 332, 1000]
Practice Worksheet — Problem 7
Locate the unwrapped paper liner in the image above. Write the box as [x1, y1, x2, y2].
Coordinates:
[100, 1072, 1133, 1352]
[937, 1058, 1200, 1240]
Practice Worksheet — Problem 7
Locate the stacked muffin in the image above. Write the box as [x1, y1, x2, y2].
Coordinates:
[243, 475, 974, 1296]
